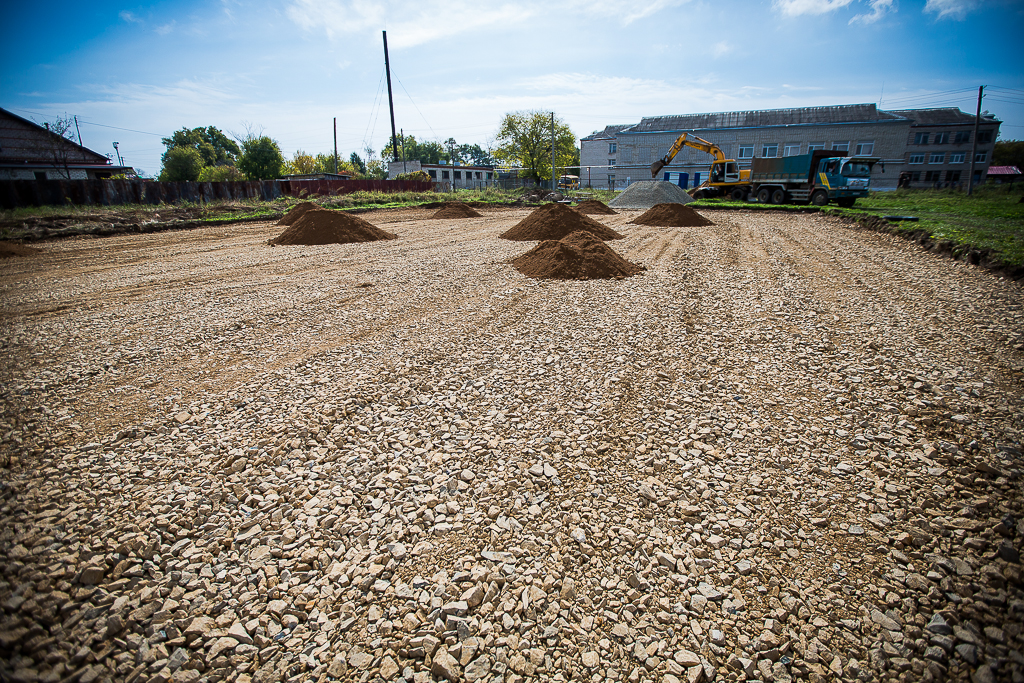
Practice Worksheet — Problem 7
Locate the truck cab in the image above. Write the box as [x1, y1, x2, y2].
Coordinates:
[815, 156, 878, 207]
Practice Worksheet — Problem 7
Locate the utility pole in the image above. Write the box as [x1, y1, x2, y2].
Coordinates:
[74, 116, 83, 146]
[967, 85, 984, 196]
[401, 128, 407, 174]
[333, 117, 338, 174]
[382, 31, 400, 176]
[112, 142, 123, 166]
[550, 112, 556, 192]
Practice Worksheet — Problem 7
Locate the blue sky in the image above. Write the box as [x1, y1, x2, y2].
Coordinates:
[3, 0, 1022, 176]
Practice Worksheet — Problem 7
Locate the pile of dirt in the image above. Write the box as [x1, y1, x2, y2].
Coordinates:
[277, 202, 319, 226]
[270, 208, 397, 245]
[631, 203, 713, 227]
[0, 242, 42, 258]
[609, 180, 695, 209]
[431, 202, 483, 219]
[513, 230, 645, 280]
[575, 200, 617, 215]
[500, 203, 624, 241]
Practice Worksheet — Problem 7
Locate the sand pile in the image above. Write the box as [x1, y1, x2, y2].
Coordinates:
[574, 200, 617, 215]
[270, 208, 397, 245]
[431, 202, 483, 219]
[0, 242, 41, 258]
[500, 202, 624, 241]
[631, 203, 713, 227]
[609, 180, 695, 210]
[278, 202, 319, 226]
[513, 230, 645, 280]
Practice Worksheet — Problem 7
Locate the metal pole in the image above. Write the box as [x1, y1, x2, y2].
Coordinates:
[382, 31, 400, 165]
[550, 112, 556, 192]
[74, 116, 83, 146]
[967, 85, 984, 196]
[333, 117, 338, 174]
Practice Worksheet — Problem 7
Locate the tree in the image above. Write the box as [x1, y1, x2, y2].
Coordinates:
[198, 165, 245, 182]
[349, 152, 367, 176]
[458, 143, 495, 167]
[494, 111, 577, 184]
[161, 126, 239, 168]
[236, 135, 285, 180]
[159, 147, 204, 181]
[31, 114, 81, 179]
[993, 140, 1024, 170]
[382, 134, 447, 165]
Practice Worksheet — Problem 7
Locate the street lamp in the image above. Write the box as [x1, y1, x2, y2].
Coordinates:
[112, 142, 124, 167]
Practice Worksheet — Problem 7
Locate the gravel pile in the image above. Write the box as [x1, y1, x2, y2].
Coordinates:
[431, 203, 483, 220]
[609, 181, 695, 210]
[1, 208, 1022, 683]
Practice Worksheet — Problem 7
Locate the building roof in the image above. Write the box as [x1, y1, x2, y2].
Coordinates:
[581, 125, 633, 141]
[886, 107, 1001, 126]
[0, 106, 117, 167]
[621, 104, 905, 134]
[987, 165, 1021, 175]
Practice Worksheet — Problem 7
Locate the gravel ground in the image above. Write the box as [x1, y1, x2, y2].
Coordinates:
[1, 206, 1022, 683]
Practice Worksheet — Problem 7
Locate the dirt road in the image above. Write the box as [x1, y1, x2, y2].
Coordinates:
[1, 207, 1021, 683]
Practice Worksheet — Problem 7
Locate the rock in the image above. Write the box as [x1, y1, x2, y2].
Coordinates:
[431, 647, 462, 682]
[379, 656, 399, 680]
[926, 613, 951, 635]
[227, 622, 252, 645]
[582, 651, 600, 668]
[79, 566, 105, 585]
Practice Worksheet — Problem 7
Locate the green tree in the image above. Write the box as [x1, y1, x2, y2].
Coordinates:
[993, 140, 1024, 169]
[161, 126, 239, 168]
[158, 146, 204, 181]
[458, 143, 494, 166]
[349, 152, 367, 176]
[198, 165, 245, 182]
[494, 111, 577, 184]
[237, 136, 285, 180]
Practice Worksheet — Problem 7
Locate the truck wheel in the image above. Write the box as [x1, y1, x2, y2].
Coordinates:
[771, 189, 786, 204]
[810, 190, 829, 206]
[731, 188, 747, 201]
[837, 198, 856, 208]
[757, 188, 771, 203]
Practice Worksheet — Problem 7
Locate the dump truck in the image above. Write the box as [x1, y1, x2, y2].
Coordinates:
[650, 133, 751, 200]
[749, 150, 879, 207]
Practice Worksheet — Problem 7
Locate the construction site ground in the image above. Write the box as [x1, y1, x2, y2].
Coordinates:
[1, 206, 1022, 683]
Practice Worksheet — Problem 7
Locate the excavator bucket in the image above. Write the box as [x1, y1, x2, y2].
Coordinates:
[650, 159, 666, 178]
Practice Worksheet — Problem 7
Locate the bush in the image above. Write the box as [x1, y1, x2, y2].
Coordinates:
[159, 147, 204, 182]
[393, 170, 432, 182]
[237, 136, 285, 181]
[198, 165, 245, 182]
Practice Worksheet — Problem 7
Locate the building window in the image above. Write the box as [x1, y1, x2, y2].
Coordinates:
[911, 172, 920, 181]
[762, 144, 778, 158]
[738, 145, 754, 159]
[454, 171, 461, 180]
[977, 130, 993, 143]
[609, 142, 617, 154]
[947, 170, 961, 182]
[909, 154, 925, 164]
[914, 132, 929, 145]
[954, 131, 970, 144]
[608, 159, 616, 166]
[428, 169, 437, 179]
[934, 132, 949, 144]
[949, 153, 965, 164]
[925, 170, 942, 182]
[807, 142, 825, 151]
[855, 141, 874, 156]
[832, 142, 849, 153]
[929, 153, 945, 164]
[783, 144, 800, 157]
[974, 152, 987, 163]
[486, 172, 492, 180]
[608, 174, 615, 186]
[34, 171, 47, 181]
[442, 170, 449, 179]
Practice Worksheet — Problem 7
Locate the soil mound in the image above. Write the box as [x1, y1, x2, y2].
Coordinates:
[575, 200, 617, 215]
[0, 242, 42, 258]
[431, 202, 483, 219]
[609, 180, 695, 209]
[270, 208, 397, 245]
[278, 202, 319, 226]
[631, 203, 713, 227]
[500, 202, 624, 241]
[513, 230, 645, 280]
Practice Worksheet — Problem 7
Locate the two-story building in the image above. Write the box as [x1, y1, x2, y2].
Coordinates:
[888, 108, 1001, 187]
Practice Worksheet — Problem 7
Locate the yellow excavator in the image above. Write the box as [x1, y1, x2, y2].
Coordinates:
[650, 133, 751, 200]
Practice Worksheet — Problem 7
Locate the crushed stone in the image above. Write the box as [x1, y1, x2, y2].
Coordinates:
[609, 180, 695, 209]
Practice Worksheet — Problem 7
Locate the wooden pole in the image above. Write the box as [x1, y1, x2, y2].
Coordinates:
[333, 117, 338, 174]
[383, 31, 400, 167]
[968, 85, 984, 196]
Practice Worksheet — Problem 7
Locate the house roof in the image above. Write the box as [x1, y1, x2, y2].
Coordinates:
[620, 104, 905, 134]
[581, 125, 633, 141]
[0, 106, 116, 166]
[987, 166, 1021, 175]
[886, 107, 1001, 126]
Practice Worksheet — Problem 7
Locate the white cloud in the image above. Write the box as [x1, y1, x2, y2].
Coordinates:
[773, 0, 856, 16]
[850, 0, 896, 23]
[711, 41, 732, 58]
[570, 0, 692, 25]
[924, 0, 980, 19]
[119, 11, 141, 23]
[155, 21, 176, 35]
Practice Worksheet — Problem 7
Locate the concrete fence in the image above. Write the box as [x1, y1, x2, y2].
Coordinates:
[0, 178, 435, 210]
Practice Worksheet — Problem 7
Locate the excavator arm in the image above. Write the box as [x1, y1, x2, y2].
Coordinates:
[650, 133, 725, 177]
